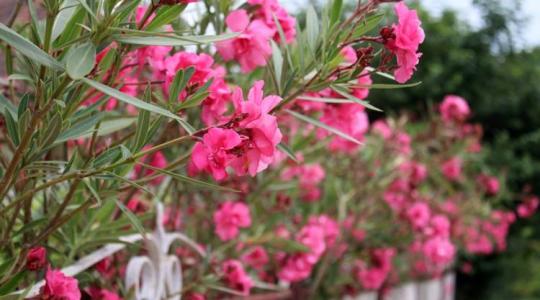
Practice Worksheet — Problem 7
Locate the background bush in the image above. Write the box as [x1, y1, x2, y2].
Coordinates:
[365, 0, 540, 298]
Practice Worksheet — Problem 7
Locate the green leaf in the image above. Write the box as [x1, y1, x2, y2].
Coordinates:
[168, 67, 194, 104]
[39, 113, 63, 147]
[137, 162, 240, 193]
[83, 179, 102, 206]
[0, 95, 17, 118]
[306, 5, 320, 52]
[52, 0, 79, 41]
[115, 199, 146, 236]
[113, 32, 238, 46]
[56, 113, 103, 143]
[330, 0, 343, 26]
[270, 40, 283, 91]
[4, 109, 19, 146]
[0, 271, 26, 296]
[55, 6, 86, 48]
[81, 78, 195, 134]
[286, 109, 362, 145]
[0, 23, 64, 70]
[296, 95, 354, 104]
[277, 143, 298, 163]
[65, 42, 96, 79]
[177, 78, 213, 110]
[348, 82, 422, 89]
[266, 237, 310, 253]
[330, 85, 382, 111]
[146, 5, 185, 31]
[133, 87, 151, 151]
[353, 14, 384, 38]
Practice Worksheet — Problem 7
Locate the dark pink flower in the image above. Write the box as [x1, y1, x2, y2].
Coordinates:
[477, 174, 500, 196]
[40, 269, 81, 300]
[242, 246, 269, 269]
[518, 195, 539, 218]
[26, 246, 47, 271]
[221, 260, 253, 295]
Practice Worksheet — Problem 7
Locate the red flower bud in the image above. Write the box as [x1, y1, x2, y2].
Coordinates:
[26, 246, 47, 271]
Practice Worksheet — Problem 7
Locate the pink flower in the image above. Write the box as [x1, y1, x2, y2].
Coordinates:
[477, 174, 500, 196]
[308, 215, 340, 247]
[242, 246, 269, 269]
[40, 269, 81, 300]
[399, 161, 427, 185]
[221, 260, 253, 295]
[352, 70, 373, 100]
[517, 195, 539, 218]
[356, 266, 388, 290]
[385, 2, 425, 83]
[133, 148, 167, 185]
[229, 81, 283, 176]
[406, 202, 431, 230]
[430, 215, 451, 238]
[226, 10, 250, 32]
[186, 293, 206, 300]
[87, 287, 122, 300]
[422, 237, 456, 266]
[213, 201, 251, 241]
[190, 128, 242, 181]
[372, 120, 392, 139]
[441, 157, 462, 181]
[26, 246, 47, 271]
[318, 103, 369, 153]
[278, 224, 326, 282]
[341, 46, 357, 64]
[439, 95, 471, 123]
[217, 17, 274, 73]
[248, 0, 297, 43]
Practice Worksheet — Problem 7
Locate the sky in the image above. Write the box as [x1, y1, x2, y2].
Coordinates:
[281, 0, 540, 48]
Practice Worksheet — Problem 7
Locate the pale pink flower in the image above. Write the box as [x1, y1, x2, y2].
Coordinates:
[213, 201, 251, 241]
[371, 120, 392, 139]
[439, 95, 471, 123]
[40, 269, 81, 300]
[352, 70, 373, 100]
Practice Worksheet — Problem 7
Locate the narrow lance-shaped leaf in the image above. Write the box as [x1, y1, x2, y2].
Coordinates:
[277, 143, 298, 163]
[115, 199, 146, 236]
[177, 78, 214, 110]
[82, 78, 195, 134]
[113, 32, 239, 46]
[137, 162, 240, 193]
[330, 85, 382, 112]
[286, 109, 362, 145]
[0, 23, 64, 70]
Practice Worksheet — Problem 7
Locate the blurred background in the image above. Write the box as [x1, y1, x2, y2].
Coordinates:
[285, 0, 540, 299]
[1, 0, 539, 298]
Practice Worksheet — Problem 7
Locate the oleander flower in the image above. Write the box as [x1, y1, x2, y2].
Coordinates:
[213, 201, 251, 241]
[385, 2, 425, 83]
[439, 95, 471, 123]
[26, 246, 47, 271]
[40, 269, 81, 300]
